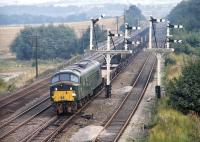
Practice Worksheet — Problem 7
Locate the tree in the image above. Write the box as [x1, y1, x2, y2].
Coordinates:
[11, 25, 79, 60]
[120, 5, 146, 32]
[167, 0, 200, 55]
[167, 59, 200, 114]
[167, 0, 200, 31]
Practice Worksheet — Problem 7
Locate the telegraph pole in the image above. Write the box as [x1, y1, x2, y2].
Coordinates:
[124, 8, 126, 26]
[30, 34, 39, 78]
[116, 16, 119, 34]
[149, 17, 153, 49]
[35, 35, 38, 78]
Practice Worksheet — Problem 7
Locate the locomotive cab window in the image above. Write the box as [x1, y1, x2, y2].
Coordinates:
[51, 75, 59, 83]
[51, 73, 79, 83]
[60, 73, 70, 81]
[71, 74, 79, 83]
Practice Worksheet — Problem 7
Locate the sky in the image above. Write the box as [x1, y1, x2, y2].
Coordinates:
[0, 0, 182, 6]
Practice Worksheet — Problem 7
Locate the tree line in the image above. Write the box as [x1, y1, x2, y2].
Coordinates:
[167, 0, 200, 55]
[0, 14, 87, 25]
[11, 24, 106, 60]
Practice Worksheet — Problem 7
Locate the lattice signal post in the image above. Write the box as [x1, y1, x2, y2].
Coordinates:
[125, 23, 141, 50]
[147, 16, 183, 98]
[149, 16, 165, 49]
[94, 30, 132, 98]
[90, 15, 105, 50]
[167, 21, 183, 49]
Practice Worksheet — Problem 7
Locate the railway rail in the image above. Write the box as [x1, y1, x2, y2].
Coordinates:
[0, 50, 150, 142]
[93, 53, 156, 142]
[0, 27, 148, 122]
[0, 96, 53, 140]
[0, 83, 49, 121]
[11, 51, 148, 142]
[0, 26, 150, 142]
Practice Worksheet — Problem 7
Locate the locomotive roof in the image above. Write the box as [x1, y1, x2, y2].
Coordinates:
[57, 59, 100, 76]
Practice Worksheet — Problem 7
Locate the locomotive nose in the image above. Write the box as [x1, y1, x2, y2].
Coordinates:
[52, 90, 76, 102]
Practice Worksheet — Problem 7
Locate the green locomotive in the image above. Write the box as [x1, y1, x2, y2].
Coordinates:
[50, 59, 103, 114]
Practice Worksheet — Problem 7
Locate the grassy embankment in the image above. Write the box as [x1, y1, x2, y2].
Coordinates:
[0, 56, 81, 96]
[0, 58, 64, 94]
[148, 53, 200, 142]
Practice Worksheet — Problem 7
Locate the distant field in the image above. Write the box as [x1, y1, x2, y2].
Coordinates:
[0, 26, 24, 58]
[0, 17, 123, 59]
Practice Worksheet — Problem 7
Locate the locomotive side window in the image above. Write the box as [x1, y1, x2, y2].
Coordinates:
[71, 74, 79, 83]
[60, 73, 70, 81]
[51, 75, 59, 83]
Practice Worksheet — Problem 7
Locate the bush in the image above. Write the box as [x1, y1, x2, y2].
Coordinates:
[0, 79, 7, 94]
[149, 108, 200, 142]
[0, 79, 6, 90]
[165, 57, 176, 66]
[171, 30, 200, 55]
[167, 59, 200, 114]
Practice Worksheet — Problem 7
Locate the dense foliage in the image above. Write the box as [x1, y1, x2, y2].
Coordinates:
[11, 24, 106, 60]
[120, 5, 146, 31]
[167, 60, 200, 114]
[11, 25, 79, 60]
[167, 0, 200, 55]
[167, 0, 200, 31]
[172, 31, 200, 55]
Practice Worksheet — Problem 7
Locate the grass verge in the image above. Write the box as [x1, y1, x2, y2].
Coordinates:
[147, 53, 200, 142]
[0, 55, 81, 96]
[148, 97, 200, 142]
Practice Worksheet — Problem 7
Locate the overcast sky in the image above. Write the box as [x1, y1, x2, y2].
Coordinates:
[0, 0, 182, 6]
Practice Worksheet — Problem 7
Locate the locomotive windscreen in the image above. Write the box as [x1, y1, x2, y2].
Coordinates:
[51, 73, 79, 83]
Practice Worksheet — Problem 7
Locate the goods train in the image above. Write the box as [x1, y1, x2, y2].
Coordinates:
[50, 59, 103, 114]
[50, 26, 149, 114]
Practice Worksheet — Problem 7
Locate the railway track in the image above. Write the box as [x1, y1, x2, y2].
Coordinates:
[0, 52, 104, 121]
[20, 89, 104, 142]
[0, 83, 49, 121]
[92, 53, 156, 142]
[0, 50, 150, 142]
[50, 51, 152, 142]
[0, 26, 149, 142]
[0, 27, 148, 121]
[0, 96, 53, 140]
[12, 51, 147, 142]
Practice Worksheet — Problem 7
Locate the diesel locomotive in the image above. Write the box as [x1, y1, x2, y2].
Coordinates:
[50, 59, 103, 114]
